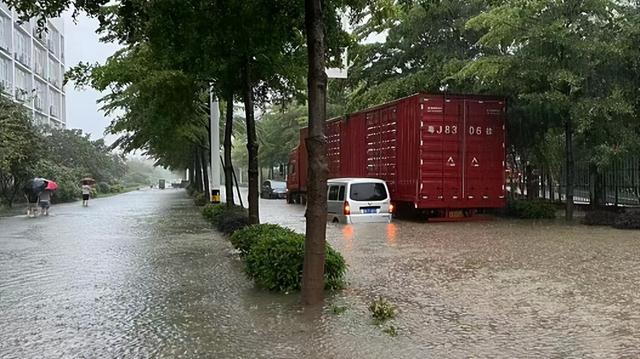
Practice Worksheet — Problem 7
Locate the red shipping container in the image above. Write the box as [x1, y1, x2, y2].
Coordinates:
[287, 93, 506, 214]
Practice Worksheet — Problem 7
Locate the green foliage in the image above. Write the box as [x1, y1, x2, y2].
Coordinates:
[382, 325, 398, 337]
[331, 304, 347, 315]
[368, 297, 397, 323]
[193, 192, 208, 206]
[506, 200, 557, 219]
[229, 223, 297, 257]
[245, 230, 346, 292]
[97, 182, 111, 194]
[217, 210, 250, 235]
[613, 211, 640, 230]
[0, 96, 40, 207]
[202, 203, 223, 224]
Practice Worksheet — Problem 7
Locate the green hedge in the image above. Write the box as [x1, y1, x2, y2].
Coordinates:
[202, 203, 249, 235]
[613, 211, 640, 230]
[506, 200, 556, 219]
[193, 192, 208, 206]
[583, 210, 619, 226]
[230, 223, 297, 256]
[245, 227, 346, 292]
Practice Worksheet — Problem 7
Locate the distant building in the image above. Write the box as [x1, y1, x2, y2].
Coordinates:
[0, 2, 65, 128]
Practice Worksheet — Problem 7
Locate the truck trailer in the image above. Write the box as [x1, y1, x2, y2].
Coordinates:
[286, 93, 507, 218]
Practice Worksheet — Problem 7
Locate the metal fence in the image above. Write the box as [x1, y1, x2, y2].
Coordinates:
[536, 157, 640, 206]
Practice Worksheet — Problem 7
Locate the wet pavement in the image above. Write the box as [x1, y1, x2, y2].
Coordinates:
[1, 189, 640, 358]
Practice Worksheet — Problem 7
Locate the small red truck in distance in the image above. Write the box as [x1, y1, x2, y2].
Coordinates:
[286, 93, 507, 218]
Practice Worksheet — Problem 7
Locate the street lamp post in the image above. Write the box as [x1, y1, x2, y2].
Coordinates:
[210, 87, 221, 203]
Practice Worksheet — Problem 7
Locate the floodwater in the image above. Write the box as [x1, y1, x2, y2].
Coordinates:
[1, 189, 639, 358]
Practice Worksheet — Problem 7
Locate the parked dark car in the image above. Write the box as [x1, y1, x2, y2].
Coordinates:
[261, 180, 287, 199]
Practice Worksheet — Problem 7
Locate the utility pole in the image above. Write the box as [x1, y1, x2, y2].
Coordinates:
[210, 87, 221, 203]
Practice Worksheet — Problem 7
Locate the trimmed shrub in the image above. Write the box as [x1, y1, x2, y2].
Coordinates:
[245, 231, 346, 292]
[203, 203, 228, 225]
[613, 211, 640, 230]
[97, 182, 111, 194]
[202, 203, 222, 223]
[583, 210, 618, 226]
[230, 224, 297, 256]
[217, 209, 250, 235]
[193, 192, 208, 206]
[506, 200, 556, 219]
[110, 182, 124, 193]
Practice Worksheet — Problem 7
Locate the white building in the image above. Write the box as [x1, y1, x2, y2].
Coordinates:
[0, 2, 65, 128]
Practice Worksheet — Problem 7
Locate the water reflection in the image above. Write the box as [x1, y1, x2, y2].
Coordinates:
[386, 223, 397, 246]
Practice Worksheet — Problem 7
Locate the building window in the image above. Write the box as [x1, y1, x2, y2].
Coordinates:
[48, 26, 59, 56]
[0, 57, 10, 92]
[48, 57, 60, 87]
[0, 15, 9, 51]
[49, 88, 59, 117]
[34, 79, 47, 111]
[15, 69, 29, 101]
[34, 45, 46, 77]
[14, 30, 30, 66]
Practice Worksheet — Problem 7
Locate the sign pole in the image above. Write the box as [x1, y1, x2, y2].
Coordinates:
[210, 87, 221, 203]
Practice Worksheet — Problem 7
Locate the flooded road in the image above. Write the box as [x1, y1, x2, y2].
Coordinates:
[2, 189, 639, 358]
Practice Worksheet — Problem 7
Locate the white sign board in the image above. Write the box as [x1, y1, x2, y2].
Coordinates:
[326, 48, 348, 79]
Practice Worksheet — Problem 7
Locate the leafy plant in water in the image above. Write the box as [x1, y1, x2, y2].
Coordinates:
[331, 304, 347, 315]
[382, 325, 398, 337]
[369, 297, 396, 323]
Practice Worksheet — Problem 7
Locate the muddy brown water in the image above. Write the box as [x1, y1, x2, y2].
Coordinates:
[1, 189, 639, 358]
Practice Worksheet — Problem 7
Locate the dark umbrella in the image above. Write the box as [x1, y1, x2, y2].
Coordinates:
[30, 178, 47, 193]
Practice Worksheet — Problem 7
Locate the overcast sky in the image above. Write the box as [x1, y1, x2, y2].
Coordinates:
[63, 11, 120, 143]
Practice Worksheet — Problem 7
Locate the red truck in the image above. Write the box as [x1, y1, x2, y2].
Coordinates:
[287, 93, 507, 218]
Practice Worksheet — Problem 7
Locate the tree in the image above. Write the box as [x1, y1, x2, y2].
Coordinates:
[301, 0, 329, 305]
[459, 0, 640, 219]
[0, 96, 39, 207]
[346, 0, 487, 111]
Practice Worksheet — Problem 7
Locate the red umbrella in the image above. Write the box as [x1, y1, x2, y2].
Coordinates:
[45, 180, 58, 191]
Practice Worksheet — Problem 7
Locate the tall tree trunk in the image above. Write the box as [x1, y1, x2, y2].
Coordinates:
[195, 149, 204, 194]
[189, 162, 195, 186]
[201, 148, 210, 200]
[565, 118, 574, 220]
[224, 92, 235, 206]
[301, 0, 328, 306]
[548, 170, 555, 202]
[243, 65, 260, 224]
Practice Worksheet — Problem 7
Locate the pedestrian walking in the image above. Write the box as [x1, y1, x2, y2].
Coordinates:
[81, 183, 92, 207]
[25, 190, 39, 217]
[24, 178, 46, 217]
[39, 189, 52, 216]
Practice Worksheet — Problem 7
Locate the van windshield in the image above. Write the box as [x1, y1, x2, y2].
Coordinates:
[270, 181, 286, 190]
[349, 183, 387, 201]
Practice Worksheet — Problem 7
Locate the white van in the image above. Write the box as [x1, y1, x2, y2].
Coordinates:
[326, 178, 393, 224]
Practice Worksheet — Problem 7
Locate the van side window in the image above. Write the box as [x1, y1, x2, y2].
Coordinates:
[328, 186, 339, 201]
[338, 186, 345, 201]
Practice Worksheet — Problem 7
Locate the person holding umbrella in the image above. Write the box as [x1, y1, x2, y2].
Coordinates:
[81, 178, 95, 207]
[38, 180, 58, 216]
[24, 178, 46, 217]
